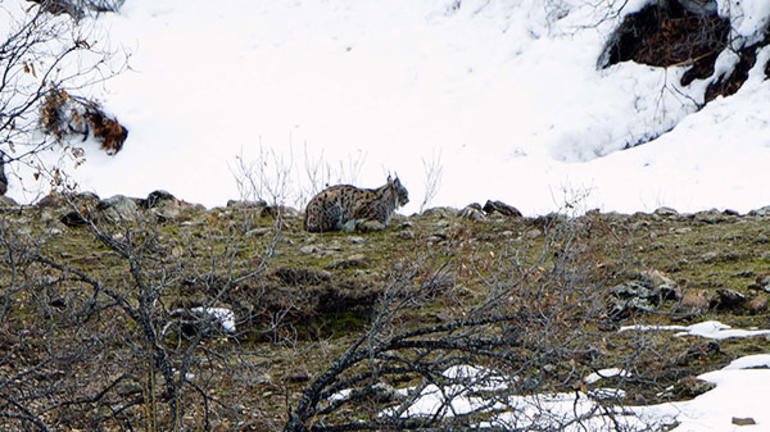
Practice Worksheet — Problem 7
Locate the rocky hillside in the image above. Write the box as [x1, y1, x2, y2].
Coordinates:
[1, 191, 769, 430]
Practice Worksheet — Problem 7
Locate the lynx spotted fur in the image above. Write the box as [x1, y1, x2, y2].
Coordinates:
[304, 175, 409, 232]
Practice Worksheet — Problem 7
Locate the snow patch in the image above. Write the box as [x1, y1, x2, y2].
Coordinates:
[619, 320, 770, 340]
[191, 307, 236, 333]
[4, 0, 770, 216]
[583, 368, 632, 384]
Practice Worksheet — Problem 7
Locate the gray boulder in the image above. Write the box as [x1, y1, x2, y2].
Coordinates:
[0, 195, 17, 207]
[483, 200, 522, 217]
[97, 195, 140, 222]
[458, 203, 485, 221]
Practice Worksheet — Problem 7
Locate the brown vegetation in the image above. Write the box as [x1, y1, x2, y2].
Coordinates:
[40, 88, 128, 155]
[1, 192, 768, 431]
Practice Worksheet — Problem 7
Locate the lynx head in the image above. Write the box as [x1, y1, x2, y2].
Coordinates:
[387, 174, 409, 207]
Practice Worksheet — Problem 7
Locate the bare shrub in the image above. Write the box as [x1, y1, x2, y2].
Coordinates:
[232, 143, 294, 207]
[231, 142, 368, 212]
[0, 192, 281, 431]
[301, 146, 366, 207]
[282, 214, 663, 431]
[418, 149, 443, 214]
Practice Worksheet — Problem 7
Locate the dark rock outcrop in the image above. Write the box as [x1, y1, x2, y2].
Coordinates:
[483, 200, 522, 217]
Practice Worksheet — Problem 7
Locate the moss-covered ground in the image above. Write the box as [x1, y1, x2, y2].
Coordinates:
[1, 197, 768, 430]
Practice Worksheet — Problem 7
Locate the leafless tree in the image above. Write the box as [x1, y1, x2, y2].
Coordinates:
[418, 149, 443, 214]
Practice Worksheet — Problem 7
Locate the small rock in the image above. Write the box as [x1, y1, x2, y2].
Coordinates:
[756, 272, 770, 290]
[327, 253, 367, 270]
[427, 233, 447, 243]
[0, 195, 18, 207]
[531, 213, 567, 231]
[260, 205, 299, 219]
[524, 229, 542, 240]
[672, 375, 716, 398]
[97, 194, 140, 222]
[60, 211, 88, 227]
[695, 209, 726, 224]
[699, 251, 720, 263]
[75, 191, 100, 205]
[640, 269, 676, 289]
[421, 207, 457, 218]
[299, 245, 317, 254]
[482, 200, 522, 217]
[731, 270, 755, 278]
[143, 190, 185, 221]
[349, 236, 366, 244]
[721, 252, 741, 262]
[749, 295, 768, 314]
[144, 190, 176, 209]
[610, 282, 671, 318]
[286, 373, 311, 384]
[754, 235, 769, 244]
[749, 205, 770, 217]
[358, 219, 386, 232]
[689, 339, 720, 355]
[36, 192, 65, 209]
[226, 199, 267, 210]
[458, 203, 485, 221]
[680, 290, 709, 311]
[732, 417, 756, 426]
[654, 207, 679, 217]
[709, 289, 746, 311]
[396, 230, 415, 240]
[342, 219, 386, 233]
[246, 227, 272, 238]
[673, 227, 693, 235]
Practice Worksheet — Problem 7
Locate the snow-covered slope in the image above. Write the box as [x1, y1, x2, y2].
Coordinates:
[6, 0, 770, 214]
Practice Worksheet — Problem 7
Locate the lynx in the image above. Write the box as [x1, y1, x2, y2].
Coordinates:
[304, 175, 409, 232]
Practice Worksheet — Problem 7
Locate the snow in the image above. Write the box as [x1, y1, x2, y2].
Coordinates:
[583, 367, 631, 384]
[4, 0, 770, 216]
[718, 0, 770, 48]
[393, 349, 770, 431]
[384, 320, 770, 430]
[3, 0, 770, 429]
[636, 355, 770, 432]
[620, 320, 770, 340]
[191, 307, 236, 333]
